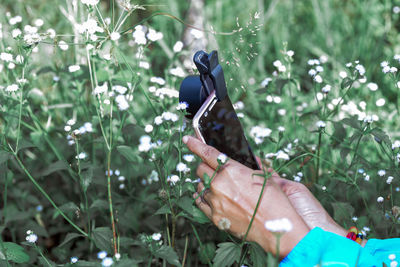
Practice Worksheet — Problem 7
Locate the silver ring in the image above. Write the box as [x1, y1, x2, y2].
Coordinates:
[200, 188, 211, 204]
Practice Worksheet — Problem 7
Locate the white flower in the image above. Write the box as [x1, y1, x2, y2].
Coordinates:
[69, 65, 81, 73]
[97, 251, 107, 259]
[0, 52, 13, 62]
[322, 186, 327, 191]
[386, 176, 394, 184]
[115, 253, 121, 260]
[261, 77, 272, 87]
[176, 162, 188, 172]
[112, 85, 127, 94]
[150, 77, 165, 85]
[367, 82, 378, 91]
[286, 50, 294, 57]
[118, 176, 125, 182]
[101, 257, 114, 267]
[363, 226, 370, 232]
[12, 28, 22, 38]
[378, 170, 386, 177]
[376, 98, 385, 107]
[110, 31, 120, 41]
[339, 71, 347, 78]
[278, 65, 286, 72]
[81, 18, 103, 35]
[319, 55, 328, 63]
[275, 150, 289, 160]
[94, 82, 108, 95]
[5, 84, 19, 92]
[147, 28, 163, 41]
[392, 140, 400, 150]
[139, 61, 150, 69]
[364, 175, 370, 181]
[81, 0, 99, 5]
[278, 126, 285, 132]
[71, 257, 78, 264]
[58, 40, 69, 51]
[264, 218, 293, 233]
[394, 6, 400, 14]
[377, 196, 384, 203]
[152, 233, 162, 241]
[176, 102, 188, 110]
[190, 29, 203, 39]
[293, 175, 301, 182]
[144, 124, 153, 133]
[314, 75, 323, 83]
[183, 154, 195, 162]
[119, 184, 125, 189]
[9, 16, 22, 25]
[173, 41, 183, 53]
[391, 67, 398, 73]
[169, 175, 180, 185]
[352, 216, 358, 222]
[170, 66, 185, 77]
[217, 154, 228, 164]
[381, 61, 389, 67]
[273, 60, 282, 67]
[355, 64, 366, 76]
[16, 55, 24, 64]
[316, 121, 326, 128]
[308, 69, 317, 76]
[321, 85, 331, 93]
[26, 232, 38, 243]
[154, 116, 163, 125]
[316, 66, 324, 72]
[383, 66, 390, 73]
[115, 95, 129, 110]
[132, 25, 147, 45]
[75, 152, 87, 160]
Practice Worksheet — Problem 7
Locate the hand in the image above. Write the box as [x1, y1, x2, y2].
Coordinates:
[183, 135, 310, 258]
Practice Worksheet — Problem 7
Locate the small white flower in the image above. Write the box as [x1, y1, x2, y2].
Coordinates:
[275, 150, 289, 161]
[169, 175, 180, 185]
[355, 64, 366, 76]
[97, 251, 107, 259]
[150, 77, 166, 86]
[115, 95, 129, 110]
[293, 176, 301, 182]
[378, 170, 386, 177]
[176, 102, 188, 110]
[314, 75, 323, 83]
[376, 98, 385, 107]
[5, 84, 19, 92]
[308, 69, 317, 76]
[139, 61, 150, 69]
[321, 84, 331, 93]
[58, 40, 69, 51]
[392, 140, 400, 150]
[152, 233, 162, 241]
[319, 55, 328, 63]
[367, 82, 378, 91]
[394, 6, 400, 14]
[154, 116, 163, 125]
[339, 71, 347, 78]
[383, 66, 391, 73]
[316, 66, 324, 72]
[364, 175, 370, 181]
[26, 233, 38, 243]
[0, 52, 13, 62]
[81, 0, 99, 5]
[176, 162, 187, 172]
[144, 124, 153, 133]
[147, 28, 163, 41]
[286, 50, 294, 57]
[110, 31, 120, 41]
[316, 121, 326, 128]
[112, 85, 127, 94]
[381, 61, 389, 67]
[68, 65, 81, 73]
[12, 28, 22, 38]
[170, 66, 185, 77]
[217, 154, 228, 164]
[278, 126, 285, 132]
[173, 41, 183, 53]
[386, 176, 394, 184]
[322, 186, 327, 191]
[352, 216, 358, 222]
[377, 196, 384, 203]
[183, 154, 195, 162]
[101, 257, 114, 267]
[71, 257, 78, 264]
[363, 226, 370, 232]
[119, 184, 125, 189]
[190, 29, 203, 39]
[261, 77, 272, 87]
[391, 67, 398, 73]
[264, 218, 293, 233]
[273, 60, 282, 67]
[278, 65, 286, 72]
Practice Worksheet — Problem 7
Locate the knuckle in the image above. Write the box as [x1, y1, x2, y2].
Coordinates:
[201, 146, 215, 159]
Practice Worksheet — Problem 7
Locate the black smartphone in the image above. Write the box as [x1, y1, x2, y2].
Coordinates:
[192, 90, 260, 170]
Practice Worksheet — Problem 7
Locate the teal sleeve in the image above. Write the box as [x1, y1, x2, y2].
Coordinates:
[279, 227, 400, 266]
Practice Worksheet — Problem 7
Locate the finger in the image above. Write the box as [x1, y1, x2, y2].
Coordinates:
[183, 135, 221, 170]
[193, 192, 212, 219]
[196, 162, 214, 182]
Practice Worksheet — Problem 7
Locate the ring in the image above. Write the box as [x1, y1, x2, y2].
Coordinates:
[200, 188, 211, 204]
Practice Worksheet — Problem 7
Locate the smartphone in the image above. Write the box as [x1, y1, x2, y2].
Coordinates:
[193, 90, 260, 170]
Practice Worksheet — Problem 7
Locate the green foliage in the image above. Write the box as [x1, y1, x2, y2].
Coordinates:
[0, 242, 30, 263]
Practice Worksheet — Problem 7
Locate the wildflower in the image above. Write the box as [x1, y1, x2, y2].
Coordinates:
[293, 175, 301, 182]
[119, 184, 125, 189]
[367, 83, 378, 91]
[377, 196, 384, 203]
[376, 98, 385, 107]
[139, 61, 150, 69]
[286, 50, 294, 57]
[75, 152, 87, 160]
[382, 66, 390, 73]
[394, 6, 400, 14]
[217, 218, 231, 230]
[139, 135, 153, 152]
[115, 253, 121, 260]
[132, 25, 147, 45]
[115, 95, 129, 110]
[154, 116, 163, 125]
[69, 65, 81, 73]
[321, 85, 331, 93]
[392, 140, 400, 150]
[387, 176, 394, 184]
[93, 83, 108, 95]
[71, 257, 78, 264]
[275, 150, 289, 160]
[26, 231, 38, 243]
[314, 75, 323, 83]
[261, 77, 272, 87]
[168, 175, 180, 185]
[278, 65, 286, 72]
[183, 154, 195, 162]
[217, 154, 228, 164]
[81, 0, 99, 5]
[176, 162, 188, 172]
[364, 175, 370, 181]
[190, 29, 203, 39]
[97, 251, 107, 259]
[322, 186, 327, 191]
[101, 257, 113, 267]
[84, 122, 93, 132]
[112, 85, 127, 94]
[173, 41, 183, 53]
[391, 67, 398, 73]
[144, 124, 153, 133]
[5, 84, 19, 92]
[152, 233, 162, 241]
[355, 64, 365, 76]
[147, 28, 163, 41]
[12, 28, 22, 38]
[273, 96, 282, 103]
[150, 77, 165, 85]
[308, 69, 317, 76]
[0, 52, 13, 62]
[316, 121, 326, 128]
[264, 218, 293, 233]
[278, 126, 285, 132]
[339, 71, 347, 78]
[9, 16, 22, 25]
[110, 31, 120, 41]
[176, 102, 188, 111]
[352, 216, 358, 222]
[273, 60, 282, 67]
[316, 66, 324, 72]
[170, 66, 185, 77]
[378, 170, 386, 177]
[105, 169, 113, 176]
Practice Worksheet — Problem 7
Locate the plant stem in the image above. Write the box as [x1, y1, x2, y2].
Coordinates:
[315, 130, 322, 184]
[107, 148, 118, 255]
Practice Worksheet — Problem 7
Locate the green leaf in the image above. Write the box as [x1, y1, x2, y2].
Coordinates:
[153, 245, 181, 266]
[92, 227, 113, 253]
[342, 116, 361, 130]
[275, 78, 289, 92]
[41, 160, 69, 177]
[0, 242, 30, 263]
[58, 233, 84, 247]
[331, 121, 346, 144]
[332, 202, 354, 222]
[191, 207, 210, 224]
[177, 196, 194, 214]
[0, 151, 10, 165]
[250, 242, 268, 267]
[341, 77, 353, 89]
[370, 128, 391, 147]
[154, 205, 172, 215]
[117, 145, 140, 162]
[199, 243, 216, 265]
[213, 242, 241, 267]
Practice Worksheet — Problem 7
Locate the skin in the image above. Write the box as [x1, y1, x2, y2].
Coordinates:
[183, 135, 365, 259]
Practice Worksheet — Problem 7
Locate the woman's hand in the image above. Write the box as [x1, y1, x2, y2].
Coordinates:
[183, 135, 310, 258]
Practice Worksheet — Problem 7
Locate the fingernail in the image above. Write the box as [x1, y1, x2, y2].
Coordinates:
[182, 135, 189, 144]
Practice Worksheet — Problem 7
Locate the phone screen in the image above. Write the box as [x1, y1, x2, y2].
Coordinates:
[196, 94, 260, 170]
